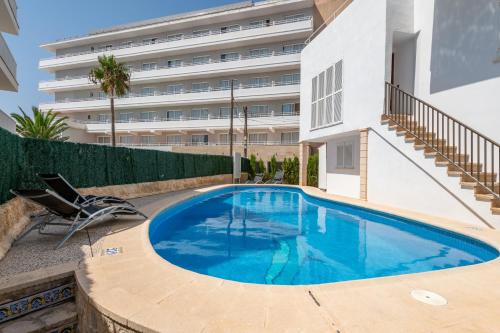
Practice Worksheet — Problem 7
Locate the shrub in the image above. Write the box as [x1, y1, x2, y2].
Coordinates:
[249, 154, 257, 178]
[258, 158, 266, 174]
[269, 155, 277, 177]
[307, 154, 319, 187]
[283, 156, 299, 185]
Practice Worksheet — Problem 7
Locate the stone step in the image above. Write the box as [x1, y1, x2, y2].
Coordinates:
[448, 163, 482, 173]
[492, 206, 500, 215]
[424, 146, 457, 155]
[475, 193, 496, 202]
[0, 301, 77, 333]
[435, 154, 469, 163]
[461, 173, 497, 183]
[414, 139, 446, 150]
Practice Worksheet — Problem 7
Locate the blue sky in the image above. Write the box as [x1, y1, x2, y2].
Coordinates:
[0, 0, 244, 116]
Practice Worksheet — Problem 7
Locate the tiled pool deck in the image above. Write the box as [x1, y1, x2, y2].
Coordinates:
[3, 185, 500, 332]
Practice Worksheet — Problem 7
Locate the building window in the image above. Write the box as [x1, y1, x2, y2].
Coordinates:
[311, 60, 343, 129]
[141, 87, 157, 96]
[167, 84, 183, 94]
[249, 105, 269, 117]
[280, 73, 300, 85]
[167, 110, 183, 121]
[219, 134, 237, 144]
[219, 79, 239, 90]
[167, 59, 182, 68]
[167, 135, 182, 145]
[167, 34, 183, 41]
[281, 132, 299, 144]
[192, 29, 210, 37]
[122, 41, 133, 47]
[118, 112, 134, 122]
[282, 43, 304, 54]
[336, 141, 354, 169]
[282, 103, 297, 115]
[220, 52, 240, 62]
[141, 63, 158, 71]
[191, 108, 209, 120]
[119, 136, 134, 144]
[97, 136, 110, 144]
[140, 136, 157, 145]
[249, 133, 268, 144]
[220, 25, 240, 33]
[191, 82, 209, 92]
[140, 111, 158, 121]
[97, 114, 110, 122]
[191, 134, 209, 145]
[219, 107, 230, 118]
[248, 77, 270, 88]
[249, 48, 272, 58]
[192, 55, 210, 65]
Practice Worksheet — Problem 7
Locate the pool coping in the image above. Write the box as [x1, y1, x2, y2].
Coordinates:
[75, 185, 500, 332]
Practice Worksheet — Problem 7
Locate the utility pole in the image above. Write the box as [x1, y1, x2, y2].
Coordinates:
[229, 79, 234, 158]
[243, 106, 248, 158]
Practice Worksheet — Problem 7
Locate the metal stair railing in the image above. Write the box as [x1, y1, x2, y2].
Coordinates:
[384, 82, 500, 201]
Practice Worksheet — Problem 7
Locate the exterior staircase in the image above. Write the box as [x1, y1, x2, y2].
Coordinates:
[382, 82, 500, 218]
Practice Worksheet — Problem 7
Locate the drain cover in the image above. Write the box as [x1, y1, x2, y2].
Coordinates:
[411, 289, 447, 306]
[102, 247, 123, 256]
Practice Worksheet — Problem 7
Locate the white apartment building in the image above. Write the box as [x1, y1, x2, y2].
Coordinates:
[38, 0, 318, 161]
[300, 0, 500, 227]
[0, 0, 18, 92]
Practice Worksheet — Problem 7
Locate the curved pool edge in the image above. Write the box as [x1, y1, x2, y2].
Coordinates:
[146, 184, 500, 272]
[75, 184, 500, 333]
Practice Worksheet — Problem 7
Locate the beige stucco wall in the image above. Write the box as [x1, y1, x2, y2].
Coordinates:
[171, 144, 299, 162]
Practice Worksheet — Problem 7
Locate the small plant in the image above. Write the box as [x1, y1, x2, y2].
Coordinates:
[307, 154, 319, 187]
[11, 107, 69, 141]
[258, 158, 266, 174]
[283, 155, 299, 184]
[249, 154, 257, 178]
[269, 155, 277, 177]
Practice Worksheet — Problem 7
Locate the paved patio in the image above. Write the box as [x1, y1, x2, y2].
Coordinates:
[2, 185, 500, 332]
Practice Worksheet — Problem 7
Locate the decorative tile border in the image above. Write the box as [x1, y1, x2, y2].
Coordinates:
[49, 321, 78, 333]
[0, 283, 75, 324]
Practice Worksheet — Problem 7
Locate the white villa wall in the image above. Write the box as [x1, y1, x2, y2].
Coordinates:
[413, 0, 500, 141]
[300, 0, 387, 142]
[367, 123, 500, 228]
[325, 132, 360, 198]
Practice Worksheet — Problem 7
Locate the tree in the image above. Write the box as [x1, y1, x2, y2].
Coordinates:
[89, 55, 130, 147]
[11, 106, 69, 141]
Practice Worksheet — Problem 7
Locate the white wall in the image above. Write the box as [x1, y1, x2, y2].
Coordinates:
[325, 132, 360, 198]
[300, 0, 387, 143]
[367, 124, 500, 228]
[0, 109, 16, 133]
[413, 0, 500, 141]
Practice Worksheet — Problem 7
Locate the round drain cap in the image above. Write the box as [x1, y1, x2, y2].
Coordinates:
[411, 289, 447, 306]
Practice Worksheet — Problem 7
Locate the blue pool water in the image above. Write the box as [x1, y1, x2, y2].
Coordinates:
[149, 186, 498, 285]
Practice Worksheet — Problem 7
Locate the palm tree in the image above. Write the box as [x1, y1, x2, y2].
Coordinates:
[11, 106, 69, 141]
[89, 55, 130, 147]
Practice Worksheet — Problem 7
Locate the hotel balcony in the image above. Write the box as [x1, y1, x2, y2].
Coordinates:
[0, 33, 17, 91]
[0, 0, 18, 35]
[39, 50, 301, 93]
[40, 81, 300, 113]
[82, 112, 300, 134]
[39, 16, 313, 72]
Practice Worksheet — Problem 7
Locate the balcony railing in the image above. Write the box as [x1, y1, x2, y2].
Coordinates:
[96, 140, 299, 148]
[44, 16, 312, 60]
[0, 34, 16, 80]
[41, 49, 302, 83]
[77, 111, 300, 125]
[47, 80, 300, 105]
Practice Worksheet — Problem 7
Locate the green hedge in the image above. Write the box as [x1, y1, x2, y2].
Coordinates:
[0, 127, 232, 205]
[241, 157, 251, 174]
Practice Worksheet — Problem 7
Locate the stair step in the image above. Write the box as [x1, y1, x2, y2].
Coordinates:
[461, 173, 497, 183]
[414, 139, 446, 150]
[425, 146, 457, 155]
[397, 126, 426, 136]
[460, 181, 478, 190]
[0, 302, 77, 333]
[492, 206, 500, 215]
[448, 163, 482, 172]
[435, 154, 469, 163]
[475, 193, 496, 202]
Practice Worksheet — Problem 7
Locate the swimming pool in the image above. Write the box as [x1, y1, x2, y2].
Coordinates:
[149, 186, 498, 285]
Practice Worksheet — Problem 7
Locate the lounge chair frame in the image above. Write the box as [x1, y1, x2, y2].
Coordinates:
[11, 189, 147, 250]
